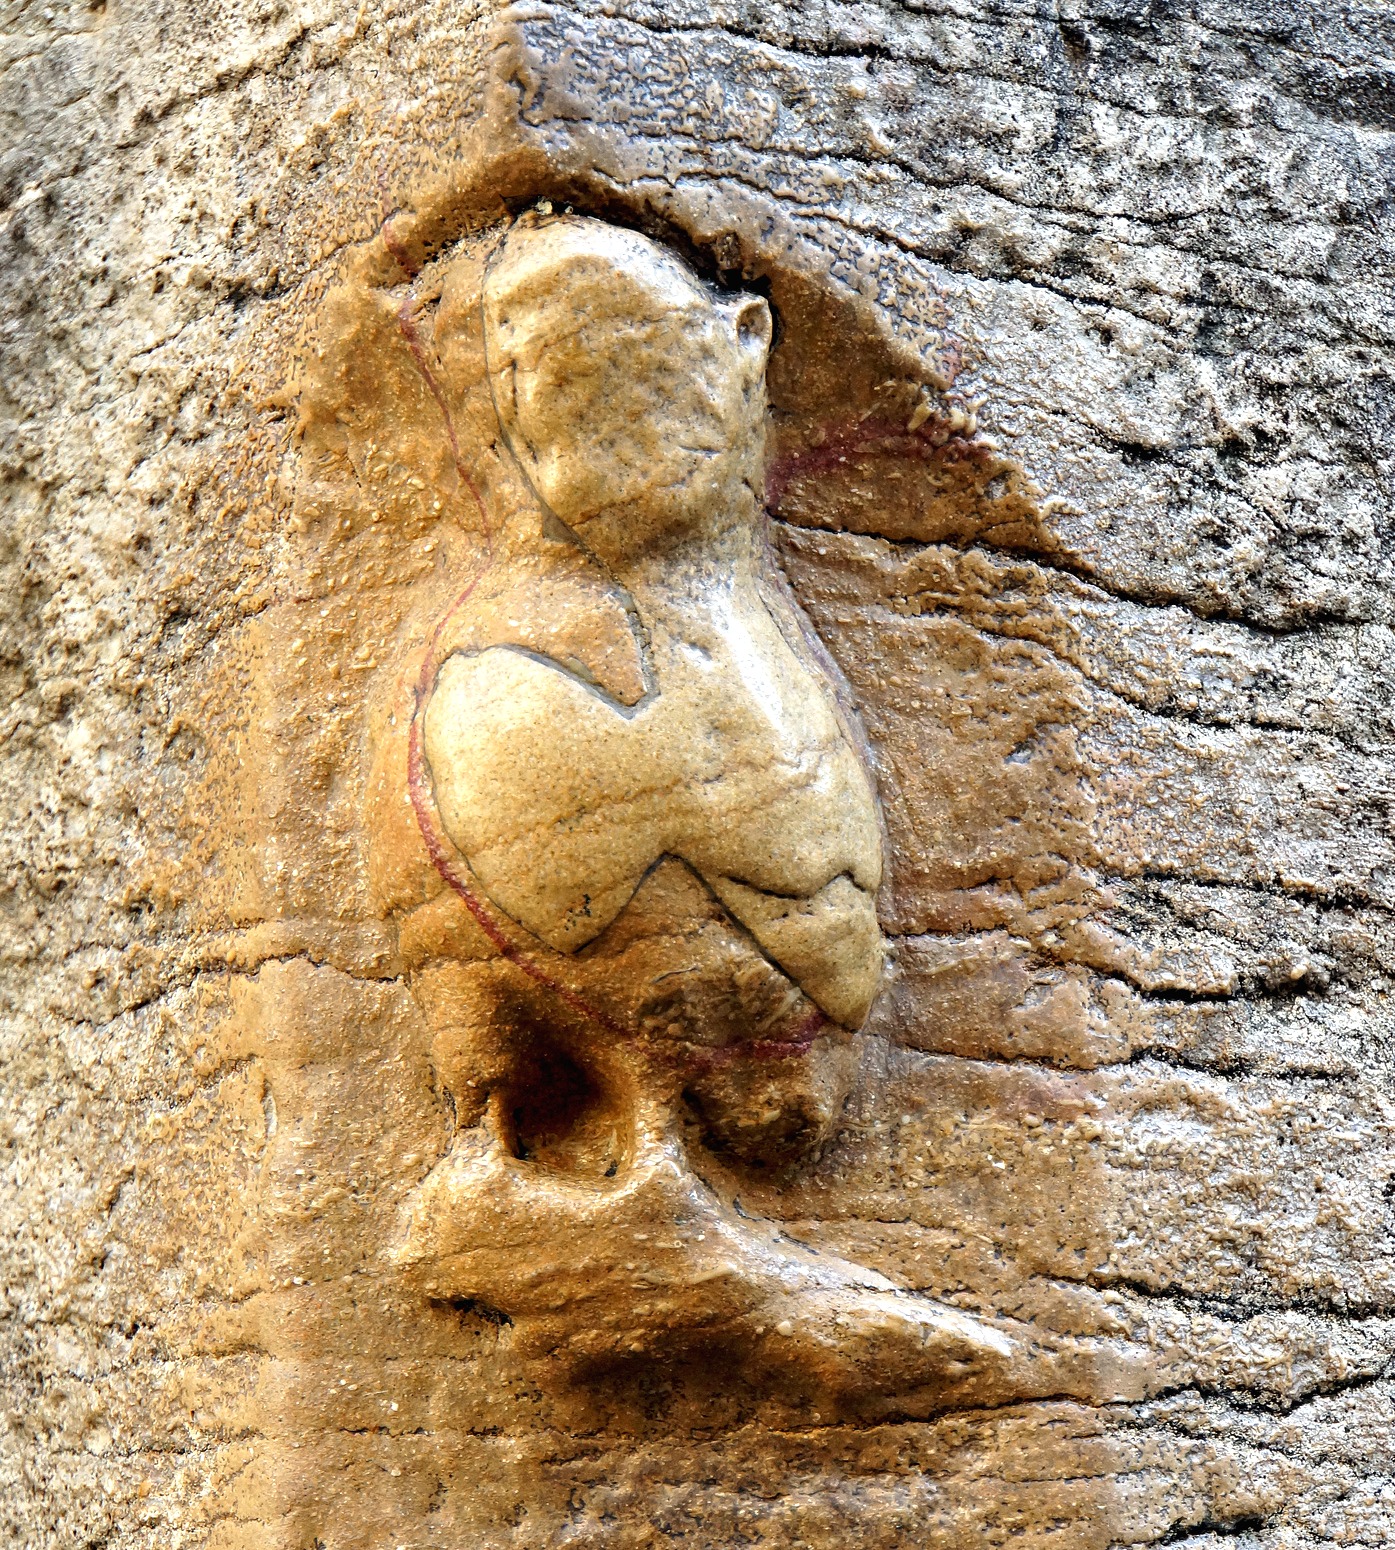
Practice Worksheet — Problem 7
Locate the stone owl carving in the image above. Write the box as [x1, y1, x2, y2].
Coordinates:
[422, 215, 885, 1030]
[363, 214, 1017, 1419]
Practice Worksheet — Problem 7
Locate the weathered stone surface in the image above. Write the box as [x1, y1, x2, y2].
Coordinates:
[3, 1, 1392, 1546]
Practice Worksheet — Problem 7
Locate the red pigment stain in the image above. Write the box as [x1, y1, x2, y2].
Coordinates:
[382, 221, 417, 280]
[685, 1009, 828, 1070]
[378, 178, 421, 279]
[765, 413, 988, 515]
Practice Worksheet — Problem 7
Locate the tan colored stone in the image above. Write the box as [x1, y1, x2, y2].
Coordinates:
[6, 7, 1394, 1545]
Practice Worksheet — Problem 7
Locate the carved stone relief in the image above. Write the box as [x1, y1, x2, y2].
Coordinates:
[363, 214, 1014, 1416]
[11, 5, 1395, 1542]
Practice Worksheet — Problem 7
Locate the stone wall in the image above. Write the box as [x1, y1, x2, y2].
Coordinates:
[3, 2, 1393, 1545]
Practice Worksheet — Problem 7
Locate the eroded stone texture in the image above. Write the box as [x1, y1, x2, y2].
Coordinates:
[2, 1, 1393, 1547]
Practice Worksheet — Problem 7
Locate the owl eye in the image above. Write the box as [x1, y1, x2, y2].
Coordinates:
[733, 298, 772, 358]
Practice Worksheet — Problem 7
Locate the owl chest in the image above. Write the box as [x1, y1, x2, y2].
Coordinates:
[423, 645, 853, 876]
